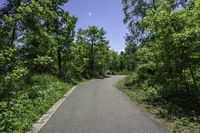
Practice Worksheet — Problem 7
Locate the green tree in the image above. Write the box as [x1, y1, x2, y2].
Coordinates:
[140, 0, 200, 93]
[77, 26, 110, 77]
[50, 0, 77, 77]
[122, 0, 190, 44]
[12, 0, 77, 75]
[0, 0, 31, 102]
[108, 50, 121, 74]
[15, 1, 57, 74]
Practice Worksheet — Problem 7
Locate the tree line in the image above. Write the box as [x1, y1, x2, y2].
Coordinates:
[121, 0, 200, 131]
[122, 0, 200, 97]
[0, 0, 127, 102]
[0, 0, 127, 132]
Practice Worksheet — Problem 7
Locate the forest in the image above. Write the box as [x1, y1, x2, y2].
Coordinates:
[119, 0, 200, 132]
[0, 0, 199, 133]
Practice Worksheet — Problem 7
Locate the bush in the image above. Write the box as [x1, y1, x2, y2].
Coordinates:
[124, 72, 139, 87]
[0, 75, 72, 133]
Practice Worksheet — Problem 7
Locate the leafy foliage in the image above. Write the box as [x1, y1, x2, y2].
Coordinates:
[0, 75, 71, 133]
[0, 1, 123, 132]
[76, 26, 111, 77]
[121, 0, 200, 132]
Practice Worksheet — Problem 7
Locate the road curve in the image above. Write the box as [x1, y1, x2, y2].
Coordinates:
[39, 76, 170, 133]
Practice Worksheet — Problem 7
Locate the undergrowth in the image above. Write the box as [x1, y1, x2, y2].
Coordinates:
[0, 74, 72, 133]
[117, 73, 200, 133]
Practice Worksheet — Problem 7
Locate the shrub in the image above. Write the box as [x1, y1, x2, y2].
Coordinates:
[0, 75, 71, 133]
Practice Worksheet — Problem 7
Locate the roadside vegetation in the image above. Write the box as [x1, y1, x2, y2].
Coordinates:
[119, 0, 200, 133]
[118, 75, 200, 133]
[0, 75, 72, 132]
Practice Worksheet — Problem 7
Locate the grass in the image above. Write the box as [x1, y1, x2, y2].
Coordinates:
[0, 74, 73, 133]
[117, 77, 200, 133]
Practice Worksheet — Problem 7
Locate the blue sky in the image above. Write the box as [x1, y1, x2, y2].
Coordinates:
[0, 0, 127, 52]
[63, 0, 127, 52]
[0, 1, 5, 8]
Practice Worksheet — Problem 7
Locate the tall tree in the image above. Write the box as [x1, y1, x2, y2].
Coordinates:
[125, 0, 200, 94]
[0, 0, 31, 75]
[50, 0, 77, 76]
[122, 0, 190, 44]
[12, 0, 77, 75]
[77, 26, 110, 77]
[0, 0, 31, 103]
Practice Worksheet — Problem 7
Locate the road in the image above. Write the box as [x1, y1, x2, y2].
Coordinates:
[39, 76, 170, 133]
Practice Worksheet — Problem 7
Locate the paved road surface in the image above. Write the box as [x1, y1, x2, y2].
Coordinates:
[39, 76, 170, 133]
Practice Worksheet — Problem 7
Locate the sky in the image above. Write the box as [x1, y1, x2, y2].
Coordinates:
[63, 0, 128, 52]
[0, 1, 5, 8]
[0, 0, 128, 52]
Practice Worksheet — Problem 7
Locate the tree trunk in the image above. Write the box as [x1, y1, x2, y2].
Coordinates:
[91, 43, 95, 77]
[57, 47, 62, 75]
[152, 0, 157, 10]
[188, 65, 198, 90]
[9, 0, 21, 46]
[10, 26, 16, 46]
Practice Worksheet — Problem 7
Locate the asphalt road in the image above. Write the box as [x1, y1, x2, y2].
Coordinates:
[39, 76, 170, 133]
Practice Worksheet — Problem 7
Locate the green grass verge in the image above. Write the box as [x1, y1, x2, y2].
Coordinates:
[0, 74, 73, 133]
[117, 78, 200, 133]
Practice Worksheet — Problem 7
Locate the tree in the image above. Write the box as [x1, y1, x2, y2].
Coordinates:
[108, 50, 121, 74]
[11, 0, 77, 75]
[0, 0, 31, 101]
[0, 0, 77, 101]
[121, 0, 199, 96]
[77, 26, 110, 77]
[0, 0, 31, 75]
[14, 0, 57, 74]
[122, 0, 190, 44]
[50, 0, 77, 76]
